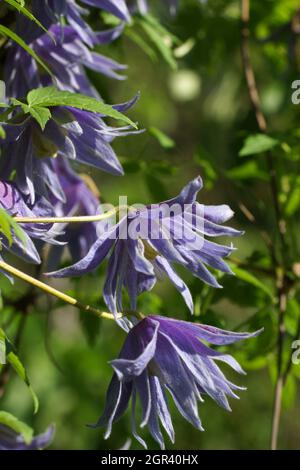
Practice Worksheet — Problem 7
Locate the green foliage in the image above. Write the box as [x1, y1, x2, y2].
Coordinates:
[25, 87, 137, 128]
[148, 126, 175, 149]
[137, 15, 179, 70]
[230, 265, 274, 299]
[239, 134, 279, 157]
[0, 208, 26, 249]
[1, 330, 39, 413]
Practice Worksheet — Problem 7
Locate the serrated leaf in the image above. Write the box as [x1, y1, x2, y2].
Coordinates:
[0, 411, 33, 444]
[0, 25, 52, 76]
[28, 106, 52, 130]
[239, 134, 279, 157]
[26, 87, 137, 128]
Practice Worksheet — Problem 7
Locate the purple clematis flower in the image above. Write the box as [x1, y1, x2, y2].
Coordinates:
[0, 180, 61, 265]
[0, 97, 138, 203]
[0, 423, 54, 450]
[49, 176, 241, 316]
[95, 315, 261, 449]
[47, 157, 102, 269]
[5, 25, 126, 98]
[17, 0, 127, 48]
[35, 0, 131, 27]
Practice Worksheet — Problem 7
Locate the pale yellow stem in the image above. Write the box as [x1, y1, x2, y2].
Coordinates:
[13, 206, 131, 225]
[0, 260, 118, 321]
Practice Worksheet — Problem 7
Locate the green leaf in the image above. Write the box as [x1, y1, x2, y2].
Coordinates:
[230, 265, 274, 298]
[0, 329, 6, 365]
[138, 16, 177, 70]
[26, 87, 137, 128]
[0, 411, 33, 444]
[0, 125, 6, 139]
[4, 0, 55, 41]
[28, 106, 52, 130]
[0, 207, 27, 248]
[125, 28, 158, 61]
[5, 338, 39, 413]
[226, 160, 268, 181]
[284, 179, 300, 217]
[0, 208, 13, 246]
[149, 126, 175, 149]
[239, 134, 279, 157]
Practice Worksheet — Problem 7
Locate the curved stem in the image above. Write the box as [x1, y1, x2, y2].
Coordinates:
[0, 260, 118, 321]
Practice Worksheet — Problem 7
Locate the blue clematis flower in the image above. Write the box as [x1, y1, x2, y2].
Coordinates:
[95, 315, 261, 449]
[5, 25, 127, 98]
[35, 0, 131, 31]
[33, 0, 130, 48]
[49, 177, 242, 316]
[0, 422, 54, 450]
[0, 97, 138, 203]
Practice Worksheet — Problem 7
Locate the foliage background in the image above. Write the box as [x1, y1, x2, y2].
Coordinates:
[1, 0, 300, 449]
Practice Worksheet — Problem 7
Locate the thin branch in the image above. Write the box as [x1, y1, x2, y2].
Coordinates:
[240, 0, 288, 451]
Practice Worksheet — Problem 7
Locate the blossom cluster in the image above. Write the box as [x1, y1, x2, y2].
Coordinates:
[0, 0, 260, 450]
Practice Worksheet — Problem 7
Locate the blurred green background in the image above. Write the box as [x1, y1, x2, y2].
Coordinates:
[1, 0, 300, 450]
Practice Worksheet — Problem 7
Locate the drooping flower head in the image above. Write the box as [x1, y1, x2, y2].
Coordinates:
[96, 316, 261, 449]
[49, 177, 241, 316]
